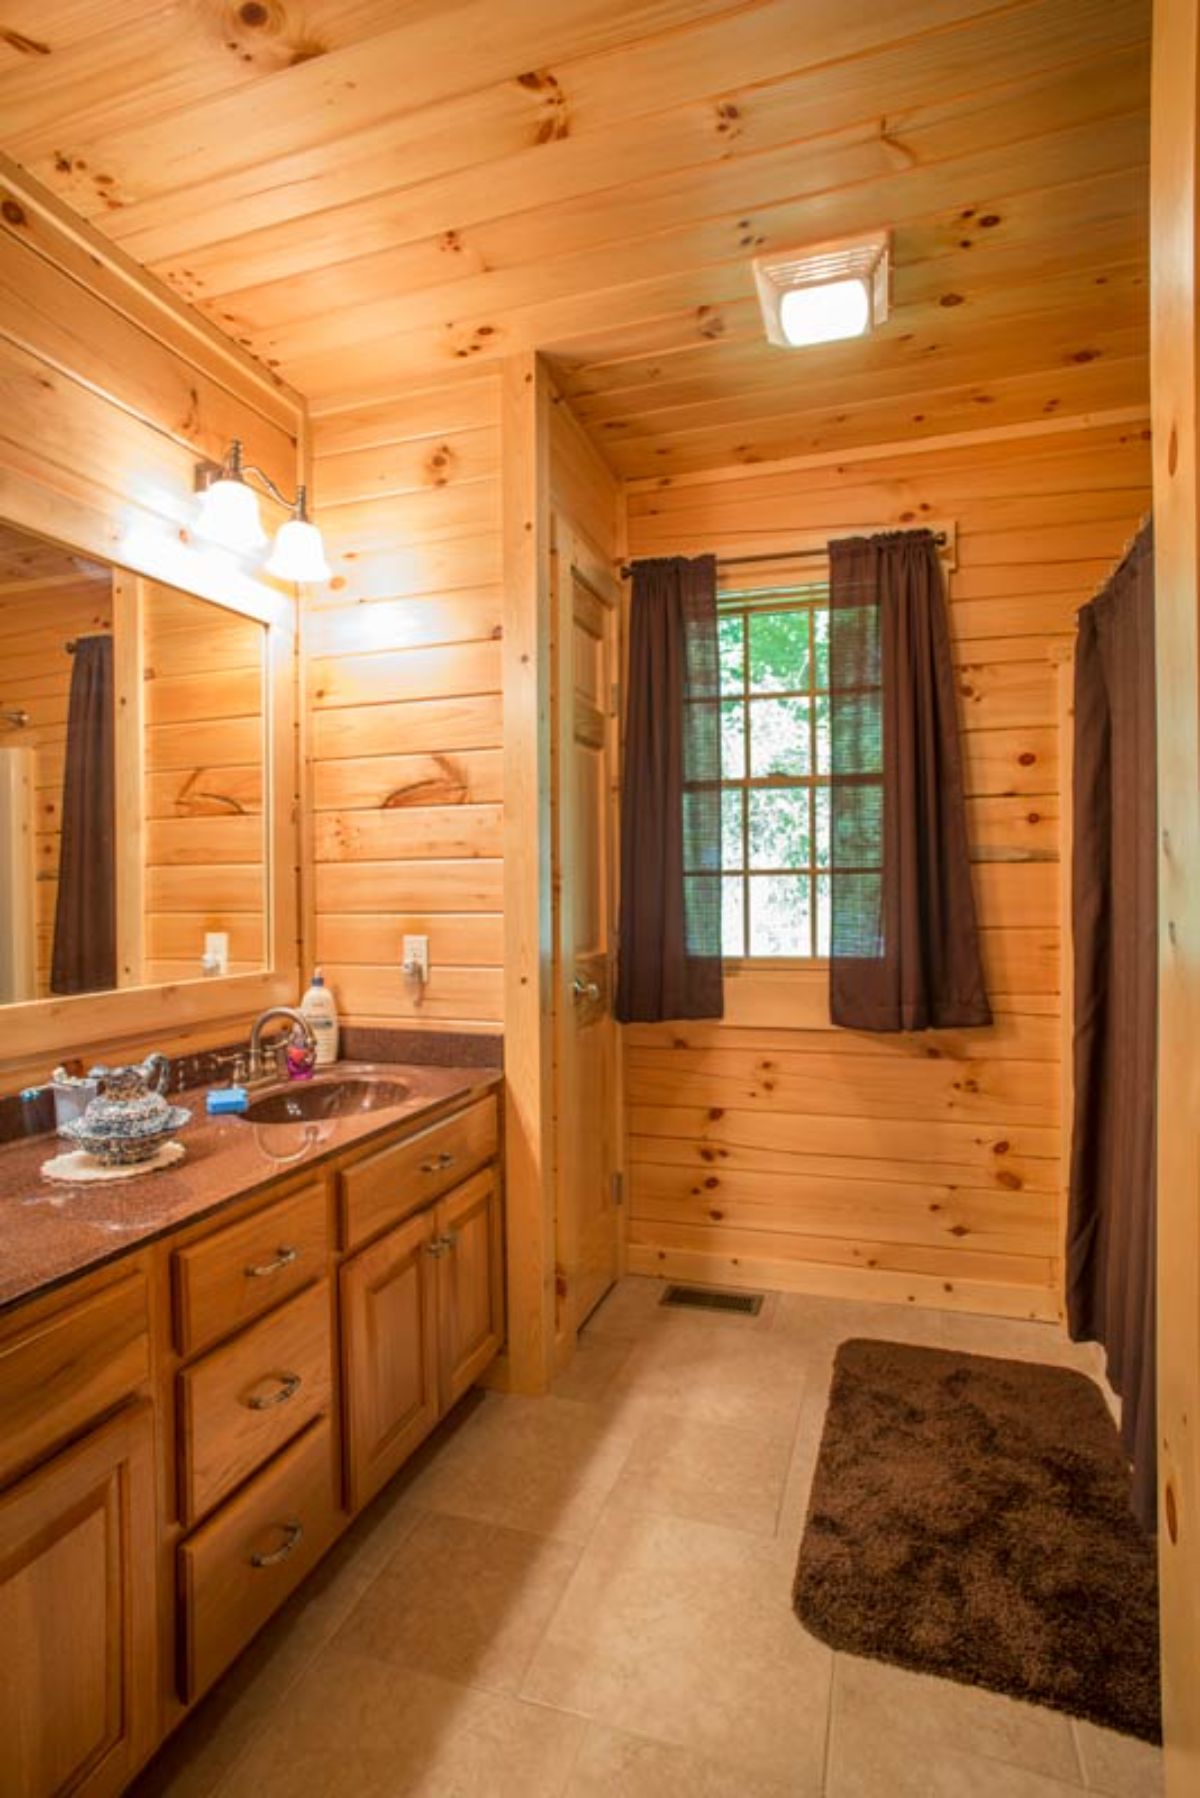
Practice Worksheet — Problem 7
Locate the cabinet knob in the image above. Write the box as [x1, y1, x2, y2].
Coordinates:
[426, 1232, 457, 1258]
[244, 1371, 302, 1410]
[250, 1519, 304, 1569]
[572, 975, 601, 1004]
[244, 1246, 299, 1279]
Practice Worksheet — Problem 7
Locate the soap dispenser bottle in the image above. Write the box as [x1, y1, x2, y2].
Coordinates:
[300, 969, 339, 1067]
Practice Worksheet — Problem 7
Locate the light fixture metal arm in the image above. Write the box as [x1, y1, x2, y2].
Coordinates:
[203, 437, 312, 519]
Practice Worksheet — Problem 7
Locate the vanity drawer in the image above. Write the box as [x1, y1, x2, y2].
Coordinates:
[179, 1415, 339, 1703]
[178, 1281, 332, 1524]
[0, 1270, 150, 1487]
[173, 1180, 329, 1357]
[340, 1094, 499, 1249]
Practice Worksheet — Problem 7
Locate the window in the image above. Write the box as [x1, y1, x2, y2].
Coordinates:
[717, 586, 833, 960]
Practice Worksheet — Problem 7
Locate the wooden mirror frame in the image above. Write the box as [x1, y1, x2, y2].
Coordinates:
[0, 532, 300, 1077]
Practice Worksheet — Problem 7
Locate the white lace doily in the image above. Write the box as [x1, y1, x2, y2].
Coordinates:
[41, 1141, 187, 1185]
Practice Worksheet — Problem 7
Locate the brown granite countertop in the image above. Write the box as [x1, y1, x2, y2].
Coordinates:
[0, 1062, 502, 1317]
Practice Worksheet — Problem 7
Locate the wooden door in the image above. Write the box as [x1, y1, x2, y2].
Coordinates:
[552, 518, 623, 1343]
[435, 1166, 504, 1409]
[0, 1402, 158, 1798]
[339, 1208, 440, 1511]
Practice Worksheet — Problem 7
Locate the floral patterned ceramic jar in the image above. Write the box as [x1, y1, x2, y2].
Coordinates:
[61, 1059, 191, 1165]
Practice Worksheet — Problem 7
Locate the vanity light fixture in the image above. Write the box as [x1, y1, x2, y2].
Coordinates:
[754, 230, 891, 348]
[193, 439, 331, 584]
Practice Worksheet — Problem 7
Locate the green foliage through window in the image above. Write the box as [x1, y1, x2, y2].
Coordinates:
[717, 588, 833, 959]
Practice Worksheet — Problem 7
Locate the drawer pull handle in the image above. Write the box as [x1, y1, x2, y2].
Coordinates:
[419, 1150, 456, 1175]
[244, 1246, 299, 1279]
[250, 1520, 304, 1569]
[245, 1372, 302, 1410]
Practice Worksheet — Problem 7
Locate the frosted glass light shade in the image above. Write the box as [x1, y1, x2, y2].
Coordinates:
[194, 477, 266, 553]
[778, 278, 871, 346]
[265, 517, 332, 584]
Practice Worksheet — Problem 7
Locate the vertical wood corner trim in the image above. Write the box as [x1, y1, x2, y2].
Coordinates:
[500, 354, 555, 1393]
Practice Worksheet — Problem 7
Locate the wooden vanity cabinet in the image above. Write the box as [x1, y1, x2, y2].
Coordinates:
[340, 1206, 442, 1510]
[1, 1081, 503, 1794]
[436, 1165, 505, 1410]
[0, 1265, 158, 1798]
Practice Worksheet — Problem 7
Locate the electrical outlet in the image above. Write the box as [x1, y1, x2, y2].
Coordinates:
[402, 934, 429, 982]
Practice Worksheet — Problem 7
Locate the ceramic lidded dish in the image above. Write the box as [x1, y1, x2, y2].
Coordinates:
[60, 1062, 192, 1166]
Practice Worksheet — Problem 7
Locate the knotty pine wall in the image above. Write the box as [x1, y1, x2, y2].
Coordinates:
[621, 419, 1152, 1320]
[142, 581, 267, 985]
[0, 161, 303, 1089]
[308, 372, 504, 1031]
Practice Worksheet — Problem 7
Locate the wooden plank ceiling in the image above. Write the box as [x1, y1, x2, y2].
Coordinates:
[0, 0, 1151, 477]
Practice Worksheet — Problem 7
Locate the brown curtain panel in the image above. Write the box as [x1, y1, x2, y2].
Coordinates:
[1068, 522, 1157, 1531]
[828, 529, 990, 1031]
[615, 555, 723, 1022]
[51, 634, 116, 995]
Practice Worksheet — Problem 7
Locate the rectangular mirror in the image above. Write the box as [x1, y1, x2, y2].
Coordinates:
[0, 518, 268, 1007]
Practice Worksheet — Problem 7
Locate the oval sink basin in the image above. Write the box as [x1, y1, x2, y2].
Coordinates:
[241, 1078, 410, 1125]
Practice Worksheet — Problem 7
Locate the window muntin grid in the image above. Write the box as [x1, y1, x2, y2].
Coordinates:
[716, 586, 834, 961]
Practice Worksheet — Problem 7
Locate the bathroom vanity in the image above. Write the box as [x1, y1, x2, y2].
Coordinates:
[0, 1063, 503, 1796]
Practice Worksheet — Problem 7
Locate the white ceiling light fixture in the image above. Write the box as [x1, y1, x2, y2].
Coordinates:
[754, 230, 891, 349]
[193, 439, 331, 585]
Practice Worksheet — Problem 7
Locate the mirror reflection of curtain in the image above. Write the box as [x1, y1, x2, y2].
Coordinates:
[1067, 521, 1157, 1530]
[51, 634, 116, 994]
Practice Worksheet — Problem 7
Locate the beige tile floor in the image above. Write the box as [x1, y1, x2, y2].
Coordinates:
[131, 1277, 1164, 1798]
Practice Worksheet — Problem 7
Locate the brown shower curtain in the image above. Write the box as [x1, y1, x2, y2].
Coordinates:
[615, 555, 723, 1022]
[828, 529, 990, 1031]
[51, 634, 116, 995]
[1068, 522, 1157, 1531]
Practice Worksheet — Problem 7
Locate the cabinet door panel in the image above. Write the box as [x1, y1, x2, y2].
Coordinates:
[340, 1208, 440, 1512]
[436, 1167, 504, 1409]
[0, 1402, 157, 1798]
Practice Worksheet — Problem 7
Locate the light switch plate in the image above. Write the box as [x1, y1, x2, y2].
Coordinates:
[402, 934, 429, 981]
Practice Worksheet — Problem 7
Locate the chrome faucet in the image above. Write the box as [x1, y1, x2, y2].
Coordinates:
[247, 1006, 317, 1087]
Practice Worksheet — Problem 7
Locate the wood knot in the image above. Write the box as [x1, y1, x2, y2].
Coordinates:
[1, 198, 27, 226]
[939, 293, 965, 307]
[0, 27, 50, 54]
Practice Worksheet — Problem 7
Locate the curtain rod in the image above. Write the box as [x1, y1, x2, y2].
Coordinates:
[618, 532, 948, 580]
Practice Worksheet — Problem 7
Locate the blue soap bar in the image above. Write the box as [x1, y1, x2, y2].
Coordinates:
[207, 1086, 248, 1115]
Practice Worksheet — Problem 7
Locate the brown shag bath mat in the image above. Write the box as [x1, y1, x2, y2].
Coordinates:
[794, 1340, 1160, 1742]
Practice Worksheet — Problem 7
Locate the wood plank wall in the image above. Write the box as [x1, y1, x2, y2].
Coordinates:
[621, 420, 1152, 1319]
[0, 160, 304, 1090]
[142, 582, 267, 984]
[308, 372, 504, 1030]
